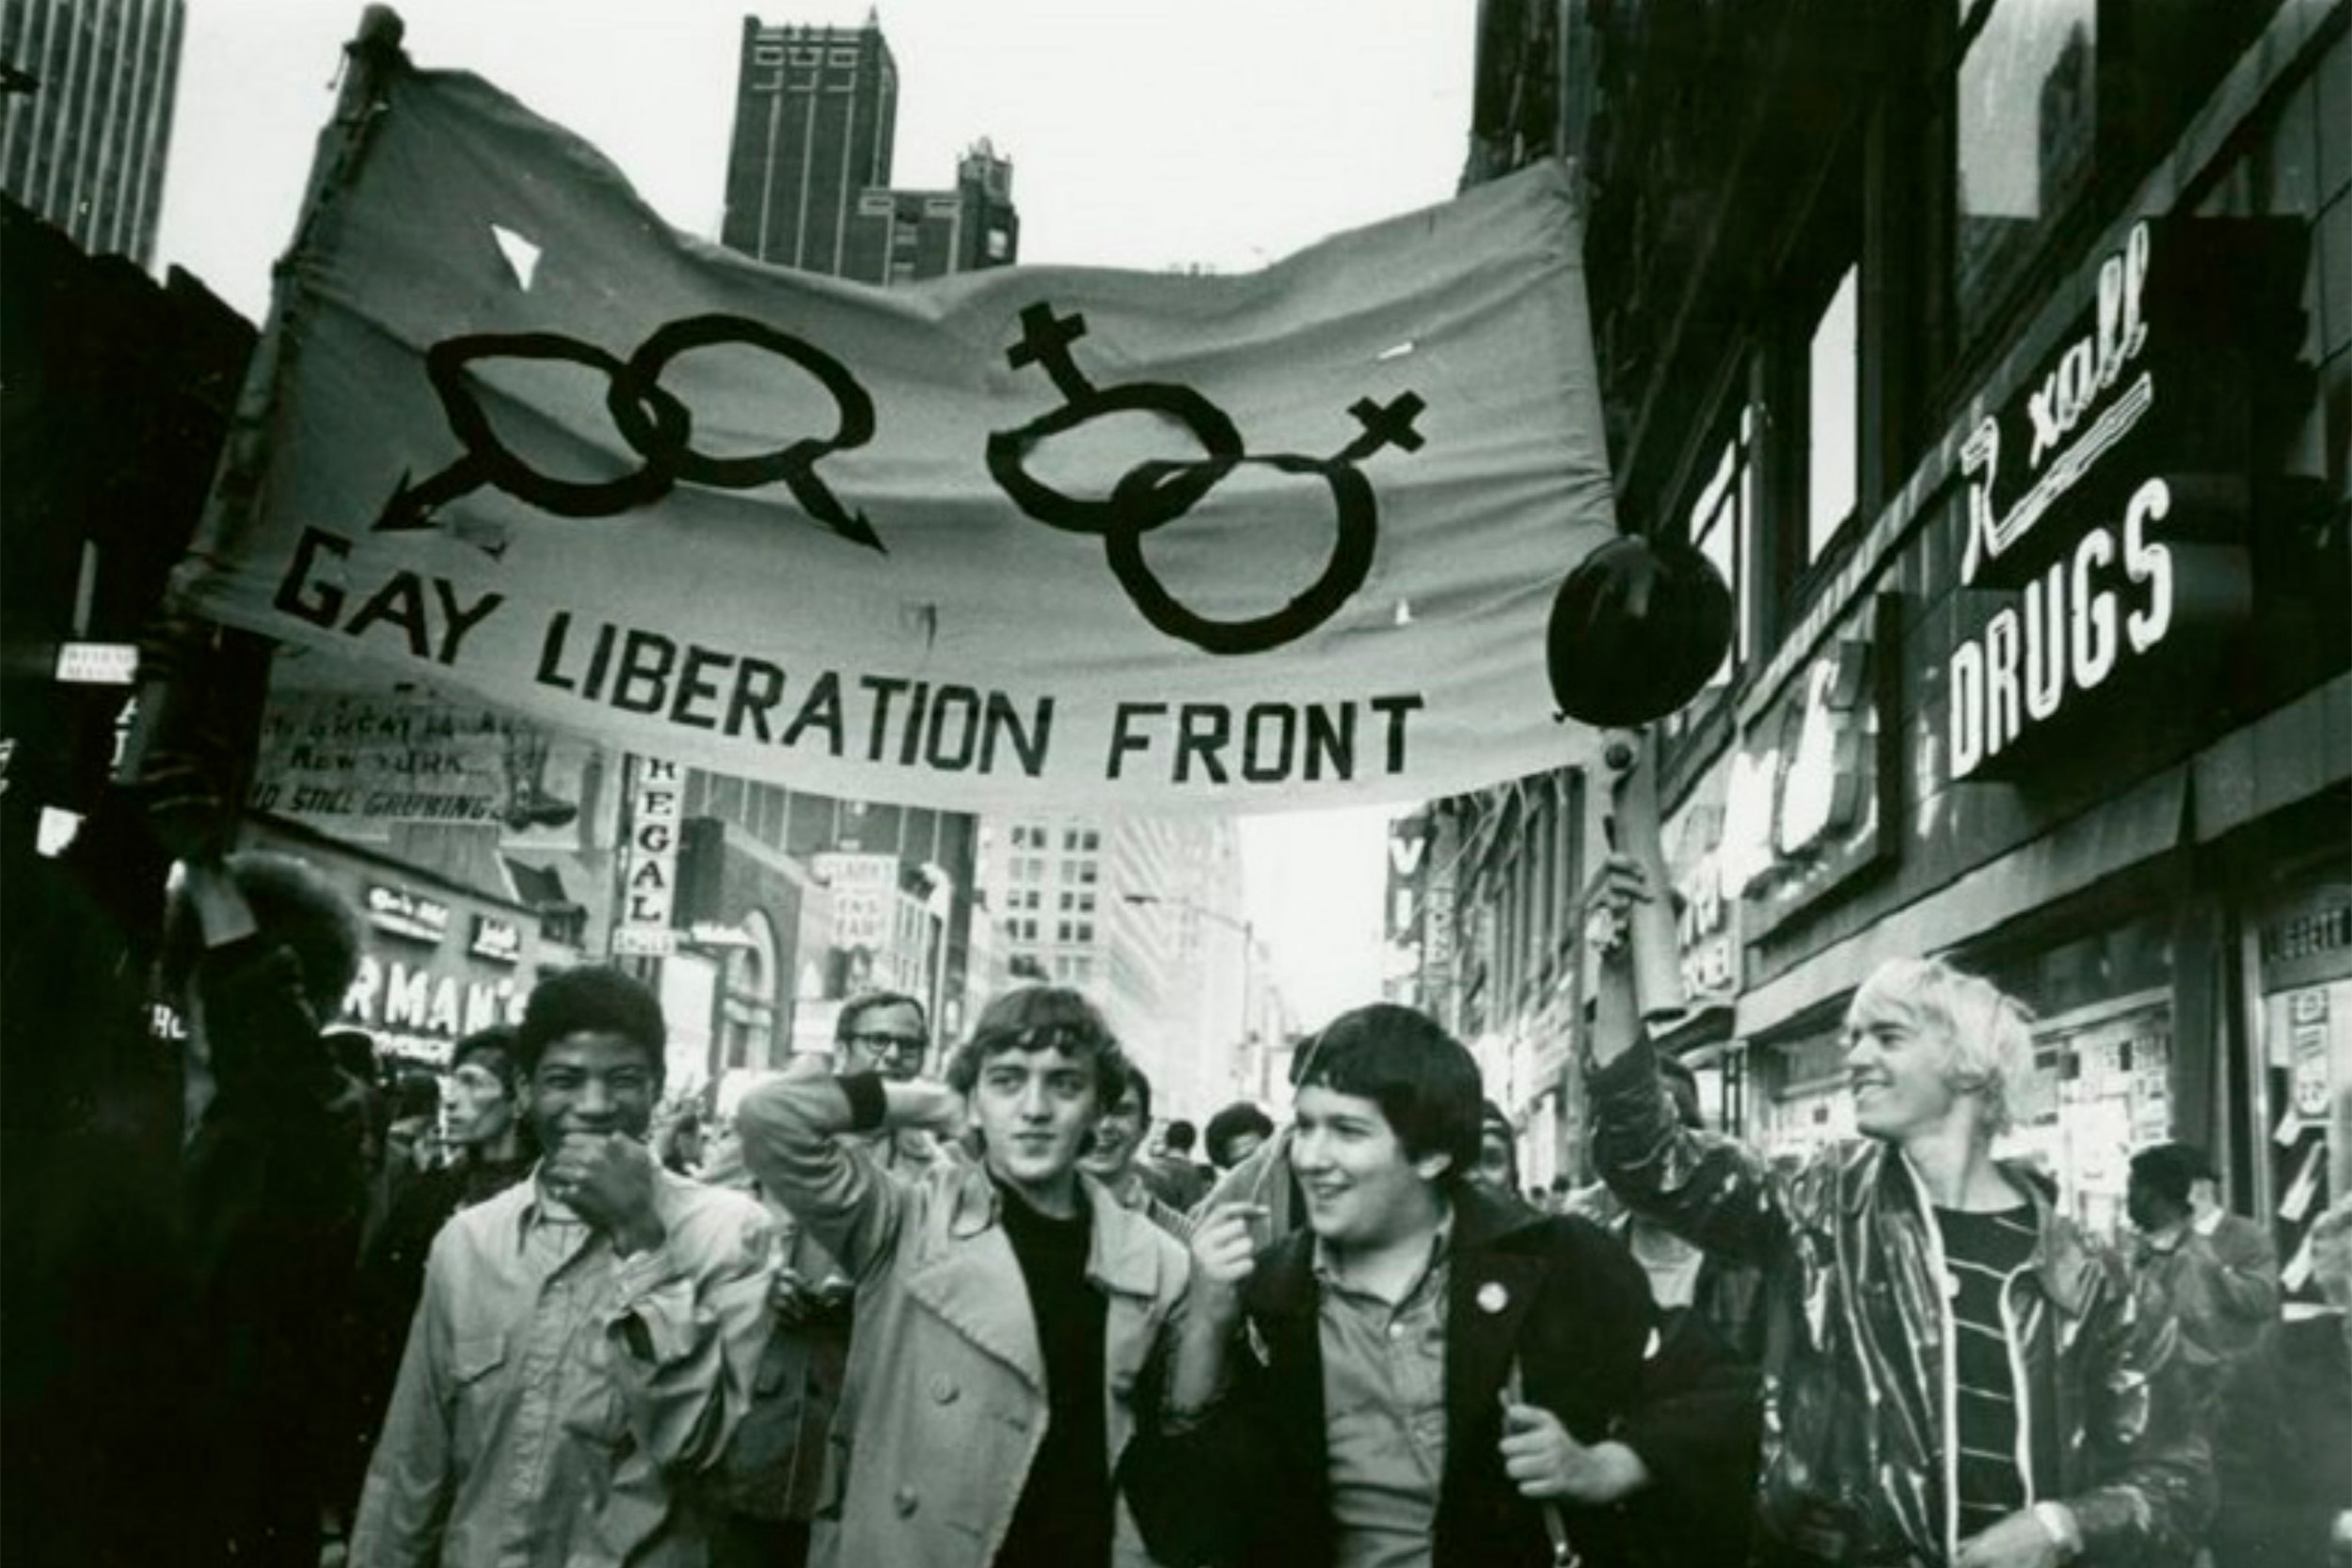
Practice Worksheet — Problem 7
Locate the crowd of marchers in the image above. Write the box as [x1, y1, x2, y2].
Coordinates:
[23, 741, 2352, 1568]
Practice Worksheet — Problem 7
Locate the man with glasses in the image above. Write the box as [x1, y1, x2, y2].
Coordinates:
[350, 966, 774, 1568]
[836, 990, 932, 1081]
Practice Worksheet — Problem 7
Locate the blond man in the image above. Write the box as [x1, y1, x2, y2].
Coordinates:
[1585, 853, 2211, 1568]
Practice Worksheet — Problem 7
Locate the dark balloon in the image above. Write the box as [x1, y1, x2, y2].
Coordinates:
[1547, 534, 1735, 726]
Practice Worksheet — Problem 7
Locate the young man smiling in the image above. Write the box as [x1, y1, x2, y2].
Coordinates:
[350, 967, 774, 1568]
[735, 984, 1189, 1568]
[1082, 1060, 1190, 1237]
[1126, 1003, 1758, 1568]
[1583, 849, 2212, 1568]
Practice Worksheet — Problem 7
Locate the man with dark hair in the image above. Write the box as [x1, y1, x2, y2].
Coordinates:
[1149, 1117, 1213, 1211]
[1083, 1060, 1188, 1236]
[835, 990, 931, 1080]
[1204, 1100, 1276, 1171]
[1471, 1099, 1521, 1195]
[1128, 1002, 1759, 1568]
[343, 1026, 539, 1511]
[350, 966, 772, 1568]
[2128, 1141, 2280, 1393]
[736, 984, 1190, 1568]
[167, 848, 375, 1568]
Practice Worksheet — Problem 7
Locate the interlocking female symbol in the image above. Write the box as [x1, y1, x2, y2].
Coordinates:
[985, 299, 1424, 656]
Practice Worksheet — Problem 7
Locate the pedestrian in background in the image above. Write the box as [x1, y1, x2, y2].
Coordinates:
[2128, 1140, 2281, 1399]
[1204, 1100, 1275, 1172]
[341, 1024, 536, 1518]
[1083, 1060, 1190, 1236]
[1470, 1097, 1523, 1196]
[1148, 1117, 1213, 1211]
[165, 848, 375, 1568]
[2211, 1195, 2352, 1568]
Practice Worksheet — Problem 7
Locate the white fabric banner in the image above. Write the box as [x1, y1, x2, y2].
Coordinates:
[175, 60, 1621, 811]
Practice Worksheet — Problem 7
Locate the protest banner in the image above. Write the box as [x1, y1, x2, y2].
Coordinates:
[173, 34, 1624, 810]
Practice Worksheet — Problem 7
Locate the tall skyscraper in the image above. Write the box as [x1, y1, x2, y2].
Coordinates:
[720, 13, 1016, 286]
[721, 16, 898, 274]
[0, 0, 185, 268]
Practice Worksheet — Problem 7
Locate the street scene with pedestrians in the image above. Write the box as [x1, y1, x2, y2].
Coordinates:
[4, 2, 2349, 1565]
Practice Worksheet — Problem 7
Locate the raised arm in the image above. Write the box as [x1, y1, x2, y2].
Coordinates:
[734, 1071, 961, 1280]
[1122, 1201, 1280, 1568]
[1583, 856, 1789, 1266]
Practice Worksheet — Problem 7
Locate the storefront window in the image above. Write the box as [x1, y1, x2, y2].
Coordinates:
[1805, 267, 1858, 561]
[1987, 912, 2174, 1239]
[1952, 0, 2096, 336]
[2004, 991, 2171, 1240]
[1755, 1022, 1854, 1160]
[1666, 403, 1755, 744]
[2249, 874, 2352, 1311]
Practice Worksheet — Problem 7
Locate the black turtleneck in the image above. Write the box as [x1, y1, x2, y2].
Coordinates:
[992, 1179, 1110, 1568]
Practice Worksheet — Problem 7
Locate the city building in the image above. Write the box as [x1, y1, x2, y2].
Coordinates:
[693, 16, 1014, 1080]
[721, 13, 1017, 285]
[720, 16, 897, 274]
[675, 774, 977, 1069]
[0, 0, 184, 269]
[1428, 0, 2348, 1281]
[977, 812, 1270, 1126]
[845, 138, 1018, 285]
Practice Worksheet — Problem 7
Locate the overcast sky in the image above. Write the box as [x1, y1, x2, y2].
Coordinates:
[153, 0, 1474, 1028]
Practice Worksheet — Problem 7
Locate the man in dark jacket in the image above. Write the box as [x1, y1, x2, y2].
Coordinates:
[166, 849, 374, 1568]
[1125, 1004, 1758, 1568]
[1583, 850, 2212, 1568]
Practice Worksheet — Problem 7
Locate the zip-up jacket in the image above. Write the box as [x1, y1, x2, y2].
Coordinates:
[1589, 1038, 2212, 1567]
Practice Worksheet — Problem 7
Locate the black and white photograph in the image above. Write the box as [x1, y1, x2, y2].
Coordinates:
[3, 2, 2346, 1565]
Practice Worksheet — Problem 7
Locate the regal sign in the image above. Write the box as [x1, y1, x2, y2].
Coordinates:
[614, 755, 684, 955]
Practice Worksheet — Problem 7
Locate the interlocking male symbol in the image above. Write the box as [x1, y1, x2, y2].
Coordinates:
[985, 300, 1425, 656]
[376, 315, 882, 554]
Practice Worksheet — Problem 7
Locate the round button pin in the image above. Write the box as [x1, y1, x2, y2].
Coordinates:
[1476, 1281, 1509, 1313]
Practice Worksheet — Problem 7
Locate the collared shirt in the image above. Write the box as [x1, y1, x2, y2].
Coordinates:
[349, 1166, 771, 1568]
[1313, 1220, 1453, 1568]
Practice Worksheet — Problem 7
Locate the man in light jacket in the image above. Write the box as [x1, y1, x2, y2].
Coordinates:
[350, 967, 773, 1568]
[735, 984, 1190, 1568]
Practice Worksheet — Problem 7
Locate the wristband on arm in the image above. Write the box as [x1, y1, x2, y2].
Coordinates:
[839, 1070, 889, 1132]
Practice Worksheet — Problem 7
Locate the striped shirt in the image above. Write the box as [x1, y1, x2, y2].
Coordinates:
[1933, 1204, 2039, 1538]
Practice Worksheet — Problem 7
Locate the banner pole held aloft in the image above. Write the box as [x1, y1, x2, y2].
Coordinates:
[1605, 728, 1685, 1026]
[126, 8, 411, 806]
